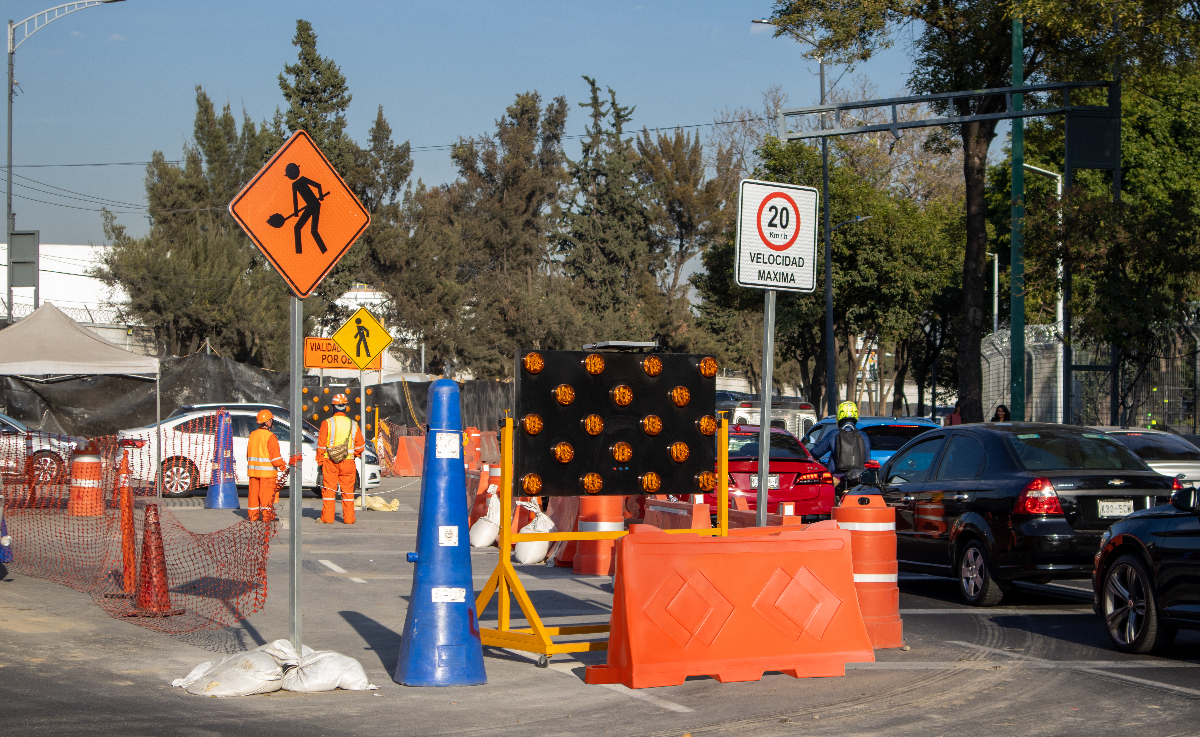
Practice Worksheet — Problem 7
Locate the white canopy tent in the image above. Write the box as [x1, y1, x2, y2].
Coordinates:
[0, 303, 163, 495]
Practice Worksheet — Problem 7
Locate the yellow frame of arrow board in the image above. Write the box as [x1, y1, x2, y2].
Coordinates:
[331, 307, 392, 371]
[474, 416, 730, 660]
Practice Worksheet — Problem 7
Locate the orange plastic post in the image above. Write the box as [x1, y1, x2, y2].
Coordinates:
[833, 494, 904, 648]
[118, 452, 136, 594]
[67, 440, 104, 517]
[573, 496, 625, 575]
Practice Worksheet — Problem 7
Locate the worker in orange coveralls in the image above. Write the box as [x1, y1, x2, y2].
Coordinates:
[318, 393, 364, 524]
[246, 409, 288, 522]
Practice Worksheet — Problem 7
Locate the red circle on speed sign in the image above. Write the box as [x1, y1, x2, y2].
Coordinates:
[756, 192, 801, 251]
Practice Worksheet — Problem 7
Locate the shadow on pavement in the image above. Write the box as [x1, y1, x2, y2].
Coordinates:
[340, 610, 400, 672]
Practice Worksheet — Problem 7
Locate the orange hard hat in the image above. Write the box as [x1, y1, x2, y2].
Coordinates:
[256, 409, 274, 424]
[332, 393, 348, 406]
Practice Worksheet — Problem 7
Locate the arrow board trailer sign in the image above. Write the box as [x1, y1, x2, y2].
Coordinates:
[735, 179, 818, 292]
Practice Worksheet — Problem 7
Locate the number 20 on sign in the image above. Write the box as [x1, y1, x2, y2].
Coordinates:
[735, 179, 819, 293]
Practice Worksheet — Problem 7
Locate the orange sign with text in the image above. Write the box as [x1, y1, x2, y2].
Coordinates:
[228, 130, 370, 298]
[304, 337, 381, 370]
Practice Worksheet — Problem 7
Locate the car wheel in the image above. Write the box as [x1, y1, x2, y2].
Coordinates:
[957, 539, 1006, 607]
[160, 458, 198, 498]
[29, 451, 65, 484]
[1102, 554, 1177, 654]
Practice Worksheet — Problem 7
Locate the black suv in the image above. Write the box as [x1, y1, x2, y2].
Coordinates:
[862, 423, 1178, 606]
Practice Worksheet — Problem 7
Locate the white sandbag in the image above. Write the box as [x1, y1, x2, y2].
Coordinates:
[469, 485, 500, 548]
[257, 638, 313, 667]
[280, 650, 378, 692]
[514, 501, 556, 564]
[172, 649, 283, 697]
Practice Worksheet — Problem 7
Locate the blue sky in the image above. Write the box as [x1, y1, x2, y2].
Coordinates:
[10, 1, 921, 246]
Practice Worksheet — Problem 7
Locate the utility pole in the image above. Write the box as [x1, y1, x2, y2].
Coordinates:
[1010, 17, 1026, 421]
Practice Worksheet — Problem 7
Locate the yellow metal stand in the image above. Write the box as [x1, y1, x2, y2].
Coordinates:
[474, 417, 730, 657]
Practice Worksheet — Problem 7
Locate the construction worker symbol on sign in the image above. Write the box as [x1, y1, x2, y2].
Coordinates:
[265, 163, 329, 254]
[353, 317, 370, 357]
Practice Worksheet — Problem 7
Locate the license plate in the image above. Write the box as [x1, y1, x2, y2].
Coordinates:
[750, 474, 780, 490]
[1098, 500, 1134, 518]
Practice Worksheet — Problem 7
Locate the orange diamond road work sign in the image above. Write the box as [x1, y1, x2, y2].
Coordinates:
[228, 130, 370, 298]
[304, 337, 381, 371]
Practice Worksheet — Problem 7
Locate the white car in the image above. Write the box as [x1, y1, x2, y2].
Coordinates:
[1100, 428, 1200, 488]
[0, 411, 84, 483]
[117, 406, 381, 498]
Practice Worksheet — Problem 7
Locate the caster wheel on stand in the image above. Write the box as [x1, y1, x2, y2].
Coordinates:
[536, 655, 549, 668]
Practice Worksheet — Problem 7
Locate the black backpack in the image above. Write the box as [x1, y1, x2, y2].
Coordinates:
[834, 424, 866, 473]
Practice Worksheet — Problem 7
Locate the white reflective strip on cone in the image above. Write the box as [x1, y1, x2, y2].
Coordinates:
[854, 573, 899, 583]
[70, 479, 102, 488]
[837, 521, 896, 531]
[578, 521, 625, 532]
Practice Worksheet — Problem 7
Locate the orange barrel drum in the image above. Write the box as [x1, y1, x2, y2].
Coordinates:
[573, 495, 625, 576]
[914, 499, 947, 535]
[833, 494, 903, 648]
[67, 445, 104, 517]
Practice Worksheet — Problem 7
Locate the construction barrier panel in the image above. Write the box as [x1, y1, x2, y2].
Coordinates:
[584, 524, 873, 688]
[833, 494, 904, 649]
[643, 498, 710, 531]
[728, 509, 805, 528]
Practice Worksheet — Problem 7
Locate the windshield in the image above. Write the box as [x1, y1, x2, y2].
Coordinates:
[1004, 431, 1148, 471]
[863, 424, 933, 451]
[728, 433, 812, 461]
[0, 412, 28, 432]
[1110, 433, 1200, 462]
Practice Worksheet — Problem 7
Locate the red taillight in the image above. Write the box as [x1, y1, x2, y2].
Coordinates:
[865, 460, 881, 469]
[821, 471, 833, 483]
[798, 403, 813, 410]
[1015, 477, 1063, 514]
[739, 402, 753, 408]
[118, 438, 146, 449]
[1173, 477, 1184, 491]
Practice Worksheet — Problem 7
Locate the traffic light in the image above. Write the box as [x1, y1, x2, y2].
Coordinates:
[514, 349, 717, 496]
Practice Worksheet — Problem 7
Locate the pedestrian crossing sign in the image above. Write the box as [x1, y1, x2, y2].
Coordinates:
[331, 308, 392, 370]
[228, 130, 370, 298]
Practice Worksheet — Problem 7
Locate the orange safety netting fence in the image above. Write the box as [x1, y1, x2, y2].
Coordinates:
[1, 418, 274, 635]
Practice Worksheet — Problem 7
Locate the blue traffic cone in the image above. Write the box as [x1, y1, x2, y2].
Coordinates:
[393, 379, 487, 687]
[205, 410, 240, 509]
[0, 515, 12, 565]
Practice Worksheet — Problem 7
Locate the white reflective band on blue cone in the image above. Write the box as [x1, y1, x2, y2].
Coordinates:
[854, 573, 899, 583]
[578, 521, 625, 532]
[837, 521, 895, 531]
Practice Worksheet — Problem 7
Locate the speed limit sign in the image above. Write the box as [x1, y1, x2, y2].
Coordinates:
[735, 179, 818, 292]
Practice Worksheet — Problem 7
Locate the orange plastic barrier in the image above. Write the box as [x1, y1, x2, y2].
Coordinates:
[574, 495, 624, 575]
[643, 498, 710, 530]
[390, 436, 418, 476]
[67, 443, 103, 517]
[122, 504, 185, 618]
[465, 427, 482, 472]
[584, 524, 874, 688]
[406, 437, 425, 474]
[833, 494, 903, 648]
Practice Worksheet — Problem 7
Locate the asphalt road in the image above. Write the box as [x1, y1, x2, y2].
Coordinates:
[3, 477, 1200, 736]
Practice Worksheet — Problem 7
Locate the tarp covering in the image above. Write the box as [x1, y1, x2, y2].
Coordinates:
[2, 353, 287, 437]
[0, 303, 158, 376]
[0, 352, 513, 437]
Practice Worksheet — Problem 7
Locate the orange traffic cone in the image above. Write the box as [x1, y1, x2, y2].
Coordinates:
[122, 504, 184, 617]
[104, 451, 136, 599]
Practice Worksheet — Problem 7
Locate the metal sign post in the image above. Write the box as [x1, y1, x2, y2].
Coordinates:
[359, 367, 366, 508]
[289, 295, 303, 651]
[734, 179, 819, 527]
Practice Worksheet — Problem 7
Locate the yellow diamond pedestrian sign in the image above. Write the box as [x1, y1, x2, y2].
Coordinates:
[331, 308, 392, 370]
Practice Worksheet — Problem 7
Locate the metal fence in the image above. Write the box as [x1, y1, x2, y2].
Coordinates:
[982, 325, 1200, 431]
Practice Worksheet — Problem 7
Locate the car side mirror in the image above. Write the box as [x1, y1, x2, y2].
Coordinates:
[858, 468, 880, 487]
[1171, 487, 1200, 512]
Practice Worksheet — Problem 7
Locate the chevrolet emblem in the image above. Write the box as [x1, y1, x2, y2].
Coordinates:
[1108, 479, 1128, 486]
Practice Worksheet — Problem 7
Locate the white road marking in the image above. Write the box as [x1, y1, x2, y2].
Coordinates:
[503, 650, 694, 713]
[350, 577, 368, 584]
[318, 559, 348, 574]
[946, 640, 1200, 697]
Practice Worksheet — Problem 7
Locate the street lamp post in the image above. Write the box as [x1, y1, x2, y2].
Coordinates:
[6, 1, 124, 323]
[1023, 164, 1064, 422]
